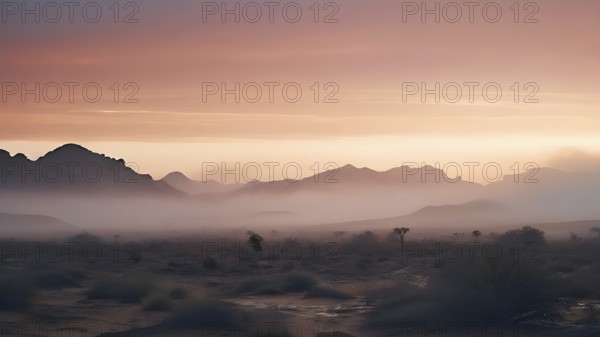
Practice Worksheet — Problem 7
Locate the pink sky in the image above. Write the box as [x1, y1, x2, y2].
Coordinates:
[1, 0, 599, 178]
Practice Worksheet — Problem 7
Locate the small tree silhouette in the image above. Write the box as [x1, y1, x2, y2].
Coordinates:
[393, 227, 410, 248]
[248, 233, 265, 252]
[472, 230, 482, 240]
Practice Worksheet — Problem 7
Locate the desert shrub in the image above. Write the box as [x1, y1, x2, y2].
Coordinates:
[356, 257, 375, 270]
[305, 286, 351, 300]
[96, 299, 291, 337]
[0, 275, 35, 311]
[28, 265, 86, 289]
[341, 231, 381, 256]
[497, 226, 546, 247]
[143, 294, 172, 311]
[87, 276, 157, 303]
[235, 272, 317, 295]
[281, 272, 317, 292]
[161, 300, 290, 335]
[169, 287, 187, 300]
[161, 300, 245, 330]
[203, 257, 218, 269]
[66, 232, 104, 245]
[366, 257, 557, 329]
[248, 233, 265, 252]
[553, 268, 600, 298]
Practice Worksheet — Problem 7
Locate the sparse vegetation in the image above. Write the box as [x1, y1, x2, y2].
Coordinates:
[1, 227, 597, 337]
[498, 225, 546, 246]
[248, 233, 265, 252]
[393, 227, 410, 247]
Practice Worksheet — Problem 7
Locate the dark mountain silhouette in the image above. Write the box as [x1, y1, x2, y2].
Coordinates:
[0, 144, 183, 196]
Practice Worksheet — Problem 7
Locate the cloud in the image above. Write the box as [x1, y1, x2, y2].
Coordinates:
[545, 149, 600, 173]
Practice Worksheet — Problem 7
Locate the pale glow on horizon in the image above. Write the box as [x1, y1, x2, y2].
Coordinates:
[3, 133, 600, 183]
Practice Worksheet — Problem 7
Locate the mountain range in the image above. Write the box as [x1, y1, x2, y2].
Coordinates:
[0, 144, 182, 196]
[0, 144, 599, 237]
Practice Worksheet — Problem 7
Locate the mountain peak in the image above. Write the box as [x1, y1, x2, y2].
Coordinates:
[13, 153, 29, 160]
[162, 171, 193, 182]
[52, 143, 94, 154]
[39, 143, 113, 163]
[339, 164, 374, 172]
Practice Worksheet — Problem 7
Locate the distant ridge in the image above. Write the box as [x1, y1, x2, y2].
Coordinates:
[161, 171, 242, 195]
[234, 163, 476, 195]
[0, 212, 78, 238]
[315, 200, 509, 231]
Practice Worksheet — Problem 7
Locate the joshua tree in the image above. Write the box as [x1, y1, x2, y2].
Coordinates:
[472, 230, 482, 240]
[248, 233, 265, 252]
[393, 227, 410, 247]
[591, 227, 600, 237]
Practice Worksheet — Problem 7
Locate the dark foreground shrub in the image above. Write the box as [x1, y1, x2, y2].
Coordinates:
[87, 276, 157, 303]
[29, 265, 86, 289]
[168, 287, 187, 300]
[0, 276, 35, 311]
[143, 295, 172, 311]
[97, 300, 291, 337]
[305, 286, 352, 300]
[366, 259, 556, 328]
[235, 272, 317, 295]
